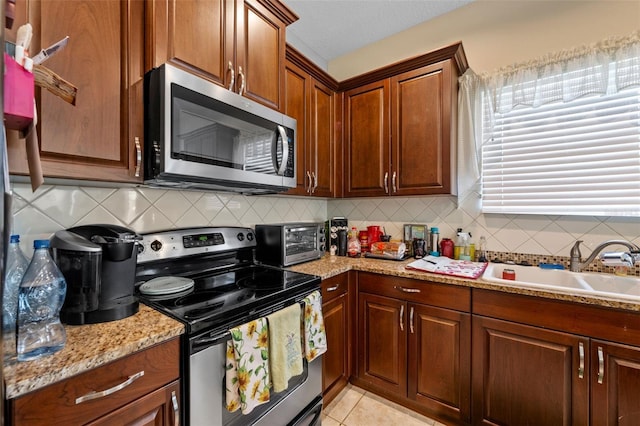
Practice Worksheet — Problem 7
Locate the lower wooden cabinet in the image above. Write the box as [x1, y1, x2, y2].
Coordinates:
[9, 338, 181, 425]
[322, 272, 350, 404]
[472, 315, 589, 425]
[355, 272, 471, 424]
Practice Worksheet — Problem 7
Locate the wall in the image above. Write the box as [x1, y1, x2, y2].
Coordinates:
[10, 183, 327, 254]
[329, 0, 640, 79]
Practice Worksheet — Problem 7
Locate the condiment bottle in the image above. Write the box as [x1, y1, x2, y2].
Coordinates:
[17, 239, 67, 361]
[347, 227, 361, 258]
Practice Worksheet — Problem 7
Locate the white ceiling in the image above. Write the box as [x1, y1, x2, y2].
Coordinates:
[282, 0, 475, 70]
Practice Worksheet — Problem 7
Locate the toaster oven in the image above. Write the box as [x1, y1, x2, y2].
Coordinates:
[255, 223, 325, 266]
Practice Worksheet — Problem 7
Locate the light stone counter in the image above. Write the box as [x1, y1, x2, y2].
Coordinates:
[4, 304, 184, 400]
[289, 254, 640, 313]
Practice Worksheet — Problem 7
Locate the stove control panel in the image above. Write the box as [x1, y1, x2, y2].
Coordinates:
[136, 227, 256, 264]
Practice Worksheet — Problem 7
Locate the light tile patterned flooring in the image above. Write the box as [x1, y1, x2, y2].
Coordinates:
[322, 384, 447, 425]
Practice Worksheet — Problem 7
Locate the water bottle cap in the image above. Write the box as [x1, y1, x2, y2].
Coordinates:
[430, 227, 439, 232]
[10, 234, 20, 243]
[33, 239, 50, 249]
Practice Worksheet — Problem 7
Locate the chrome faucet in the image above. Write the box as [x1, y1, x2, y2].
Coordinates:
[569, 240, 640, 272]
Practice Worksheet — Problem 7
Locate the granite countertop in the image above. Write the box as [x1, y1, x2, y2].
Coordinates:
[4, 304, 184, 400]
[289, 254, 640, 313]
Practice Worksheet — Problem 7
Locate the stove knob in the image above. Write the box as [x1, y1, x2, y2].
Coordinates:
[237, 233, 245, 241]
[247, 232, 254, 241]
[150, 240, 163, 251]
[137, 244, 145, 255]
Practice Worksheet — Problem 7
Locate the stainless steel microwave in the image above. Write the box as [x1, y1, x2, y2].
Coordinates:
[255, 223, 326, 266]
[144, 64, 296, 194]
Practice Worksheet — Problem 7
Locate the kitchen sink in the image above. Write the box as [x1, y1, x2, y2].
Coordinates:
[482, 263, 640, 301]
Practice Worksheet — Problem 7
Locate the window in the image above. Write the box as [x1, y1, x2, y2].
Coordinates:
[479, 34, 640, 217]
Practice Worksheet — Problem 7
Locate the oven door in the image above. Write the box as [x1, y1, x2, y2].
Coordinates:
[189, 332, 322, 426]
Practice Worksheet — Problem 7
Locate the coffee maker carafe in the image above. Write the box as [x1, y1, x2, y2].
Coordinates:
[51, 224, 140, 325]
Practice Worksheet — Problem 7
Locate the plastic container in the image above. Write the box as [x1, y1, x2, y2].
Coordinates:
[478, 236, 488, 262]
[429, 227, 440, 256]
[440, 238, 454, 258]
[3, 235, 29, 359]
[347, 227, 361, 258]
[17, 239, 67, 361]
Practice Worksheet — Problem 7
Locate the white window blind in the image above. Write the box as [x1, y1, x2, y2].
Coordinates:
[481, 62, 640, 217]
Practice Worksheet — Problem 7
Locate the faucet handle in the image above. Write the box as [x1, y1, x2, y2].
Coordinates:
[570, 240, 583, 258]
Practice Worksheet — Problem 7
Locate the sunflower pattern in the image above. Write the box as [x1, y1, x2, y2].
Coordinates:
[225, 318, 271, 414]
[303, 291, 327, 362]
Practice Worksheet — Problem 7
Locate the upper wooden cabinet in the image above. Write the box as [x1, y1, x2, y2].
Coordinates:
[285, 46, 340, 197]
[341, 43, 467, 197]
[147, 0, 297, 111]
[7, 0, 145, 183]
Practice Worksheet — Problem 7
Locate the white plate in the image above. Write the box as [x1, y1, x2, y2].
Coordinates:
[139, 276, 195, 295]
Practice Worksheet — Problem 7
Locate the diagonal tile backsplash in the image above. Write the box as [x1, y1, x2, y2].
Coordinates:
[10, 182, 640, 264]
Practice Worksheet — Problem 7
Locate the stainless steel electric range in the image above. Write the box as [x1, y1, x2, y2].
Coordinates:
[135, 227, 323, 426]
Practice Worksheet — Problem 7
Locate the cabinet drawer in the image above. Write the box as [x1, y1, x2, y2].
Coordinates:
[322, 273, 349, 303]
[358, 272, 470, 312]
[11, 338, 180, 425]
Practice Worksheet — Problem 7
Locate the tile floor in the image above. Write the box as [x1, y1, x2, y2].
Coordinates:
[322, 384, 446, 426]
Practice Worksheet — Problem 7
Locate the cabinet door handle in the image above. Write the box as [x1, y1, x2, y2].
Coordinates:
[597, 346, 605, 384]
[578, 342, 585, 379]
[306, 171, 312, 193]
[399, 305, 404, 331]
[394, 285, 421, 293]
[134, 136, 141, 177]
[227, 61, 235, 91]
[392, 171, 397, 193]
[384, 172, 389, 193]
[75, 371, 145, 404]
[326, 284, 340, 292]
[409, 306, 414, 334]
[172, 390, 180, 426]
[238, 66, 246, 95]
[313, 171, 318, 192]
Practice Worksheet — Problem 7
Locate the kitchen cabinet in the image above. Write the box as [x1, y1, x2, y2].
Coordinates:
[472, 288, 640, 426]
[8, 338, 181, 425]
[147, 0, 296, 112]
[7, 0, 145, 183]
[321, 272, 351, 404]
[341, 42, 467, 197]
[285, 47, 340, 197]
[354, 272, 471, 424]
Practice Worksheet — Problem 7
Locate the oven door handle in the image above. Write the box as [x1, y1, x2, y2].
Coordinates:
[193, 331, 230, 348]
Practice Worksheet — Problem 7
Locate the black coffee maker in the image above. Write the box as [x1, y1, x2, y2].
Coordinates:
[51, 224, 140, 325]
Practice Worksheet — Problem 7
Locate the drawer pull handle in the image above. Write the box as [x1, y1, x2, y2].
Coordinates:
[399, 305, 404, 331]
[578, 342, 585, 379]
[597, 346, 605, 384]
[326, 284, 340, 292]
[172, 390, 180, 426]
[394, 285, 421, 293]
[75, 371, 145, 404]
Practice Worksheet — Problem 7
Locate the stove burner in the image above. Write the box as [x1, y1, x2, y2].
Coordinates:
[236, 276, 283, 291]
[174, 290, 229, 307]
[184, 303, 224, 320]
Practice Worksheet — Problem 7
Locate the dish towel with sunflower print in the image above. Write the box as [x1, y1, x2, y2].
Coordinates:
[267, 303, 304, 393]
[225, 318, 271, 414]
[302, 290, 327, 362]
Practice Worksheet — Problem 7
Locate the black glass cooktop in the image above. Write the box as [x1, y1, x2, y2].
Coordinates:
[136, 264, 320, 335]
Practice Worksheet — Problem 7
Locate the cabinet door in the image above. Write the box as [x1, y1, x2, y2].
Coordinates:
[472, 316, 589, 426]
[391, 61, 454, 195]
[310, 78, 334, 197]
[591, 340, 640, 425]
[284, 59, 310, 195]
[408, 303, 470, 424]
[7, 0, 144, 183]
[236, 0, 286, 111]
[87, 380, 181, 426]
[357, 292, 407, 395]
[322, 291, 348, 404]
[148, 0, 231, 87]
[344, 80, 390, 197]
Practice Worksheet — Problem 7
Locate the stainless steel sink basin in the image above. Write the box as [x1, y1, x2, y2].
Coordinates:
[481, 263, 640, 301]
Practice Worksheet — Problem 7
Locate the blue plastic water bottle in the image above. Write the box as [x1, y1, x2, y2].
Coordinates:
[3, 235, 29, 359]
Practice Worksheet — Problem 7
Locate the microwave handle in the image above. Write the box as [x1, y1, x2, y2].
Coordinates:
[273, 125, 289, 176]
